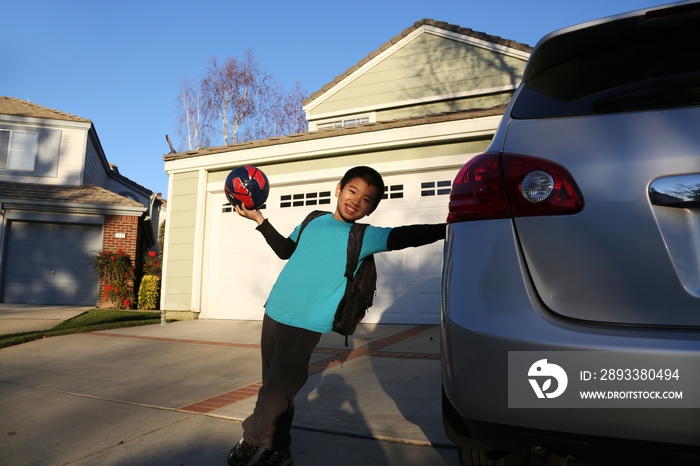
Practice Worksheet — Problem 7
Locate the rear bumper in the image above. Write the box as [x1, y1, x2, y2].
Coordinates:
[442, 387, 700, 465]
[441, 220, 700, 455]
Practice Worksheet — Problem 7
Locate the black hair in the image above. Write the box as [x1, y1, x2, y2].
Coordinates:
[339, 166, 385, 211]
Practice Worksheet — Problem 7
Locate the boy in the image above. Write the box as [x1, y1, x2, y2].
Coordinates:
[228, 166, 445, 466]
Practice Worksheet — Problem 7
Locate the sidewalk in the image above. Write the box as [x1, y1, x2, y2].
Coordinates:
[0, 304, 91, 334]
[0, 318, 459, 466]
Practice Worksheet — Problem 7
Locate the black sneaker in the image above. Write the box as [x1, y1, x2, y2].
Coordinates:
[252, 448, 293, 466]
[227, 438, 259, 466]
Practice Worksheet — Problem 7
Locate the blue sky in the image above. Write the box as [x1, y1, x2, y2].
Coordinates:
[2, 0, 672, 198]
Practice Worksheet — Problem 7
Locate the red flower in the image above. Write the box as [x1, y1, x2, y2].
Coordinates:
[149, 251, 156, 258]
[111, 256, 116, 261]
[105, 285, 112, 292]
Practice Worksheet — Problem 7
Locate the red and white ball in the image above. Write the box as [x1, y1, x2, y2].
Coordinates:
[224, 165, 270, 210]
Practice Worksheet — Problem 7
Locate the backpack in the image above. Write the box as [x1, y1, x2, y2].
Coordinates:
[298, 210, 377, 346]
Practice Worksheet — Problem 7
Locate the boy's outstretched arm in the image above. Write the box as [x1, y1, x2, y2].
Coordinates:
[234, 204, 296, 259]
[386, 223, 446, 251]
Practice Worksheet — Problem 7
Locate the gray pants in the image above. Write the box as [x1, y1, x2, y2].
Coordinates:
[242, 314, 322, 451]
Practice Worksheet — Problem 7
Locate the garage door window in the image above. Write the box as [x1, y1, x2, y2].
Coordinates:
[222, 202, 267, 213]
[383, 185, 404, 200]
[281, 191, 332, 208]
[421, 180, 452, 197]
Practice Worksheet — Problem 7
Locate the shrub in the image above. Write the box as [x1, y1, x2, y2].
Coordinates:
[138, 274, 160, 310]
[142, 249, 161, 277]
[140, 247, 162, 310]
[93, 249, 135, 309]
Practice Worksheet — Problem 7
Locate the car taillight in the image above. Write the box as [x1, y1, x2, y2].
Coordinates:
[447, 152, 584, 223]
[447, 152, 510, 223]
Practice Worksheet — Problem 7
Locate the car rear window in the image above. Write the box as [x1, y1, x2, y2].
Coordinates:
[512, 4, 700, 119]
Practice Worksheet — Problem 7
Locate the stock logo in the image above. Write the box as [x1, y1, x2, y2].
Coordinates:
[528, 359, 568, 399]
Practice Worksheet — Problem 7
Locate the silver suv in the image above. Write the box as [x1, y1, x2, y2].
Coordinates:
[441, 2, 700, 465]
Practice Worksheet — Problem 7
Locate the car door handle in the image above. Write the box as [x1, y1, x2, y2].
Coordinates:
[649, 173, 700, 207]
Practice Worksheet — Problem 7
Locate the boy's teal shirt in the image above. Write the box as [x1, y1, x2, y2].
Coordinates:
[264, 214, 391, 333]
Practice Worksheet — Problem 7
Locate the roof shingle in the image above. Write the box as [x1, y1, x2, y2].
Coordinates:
[0, 182, 144, 209]
[164, 104, 507, 161]
[0, 96, 91, 123]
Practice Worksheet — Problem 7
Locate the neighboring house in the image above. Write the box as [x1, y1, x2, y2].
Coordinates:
[161, 19, 532, 324]
[0, 96, 164, 307]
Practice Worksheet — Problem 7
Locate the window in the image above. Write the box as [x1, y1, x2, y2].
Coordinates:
[0, 130, 39, 171]
[317, 116, 370, 130]
[382, 185, 404, 200]
[511, 14, 700, 119]
[421, 180, 452, 197]
[222, 202, 266, 213]
[281, 191, 332, 208]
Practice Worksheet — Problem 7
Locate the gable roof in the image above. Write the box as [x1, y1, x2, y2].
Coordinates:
[304, 19, 533, 107]
[108, 162, 156, 197]
[0, 96, 91, 123]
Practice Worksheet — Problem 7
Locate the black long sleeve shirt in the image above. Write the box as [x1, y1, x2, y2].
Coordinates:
[256, 218, 445, 260]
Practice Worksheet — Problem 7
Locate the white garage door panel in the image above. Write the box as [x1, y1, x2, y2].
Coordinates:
[5, 222, 101, 305]
[205, 196, 281, 320]
[204, 170, 452, 324]
[368, 248, 443, 323]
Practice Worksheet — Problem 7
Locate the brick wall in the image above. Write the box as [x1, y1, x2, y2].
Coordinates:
[97, 215, 140, 308]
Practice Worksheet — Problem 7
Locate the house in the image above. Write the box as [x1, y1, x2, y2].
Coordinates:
[0, 96, 164, 307]
[161, 19, 532, 324]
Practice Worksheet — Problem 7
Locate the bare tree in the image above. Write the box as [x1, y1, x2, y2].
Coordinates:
[201, 50, 268, 145]
[174, 49, 308, 150]
[253, 80, 309, 140]
[175, 76, 209, 151]
[284, 80, 310, 135]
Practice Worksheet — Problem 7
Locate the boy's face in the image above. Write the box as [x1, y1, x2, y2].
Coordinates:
[333, 177, 378, 223]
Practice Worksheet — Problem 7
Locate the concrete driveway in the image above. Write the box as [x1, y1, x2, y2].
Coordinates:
[0, 317, 461, 465]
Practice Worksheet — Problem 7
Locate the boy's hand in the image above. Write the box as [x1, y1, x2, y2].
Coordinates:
[234, 204, 265, 226]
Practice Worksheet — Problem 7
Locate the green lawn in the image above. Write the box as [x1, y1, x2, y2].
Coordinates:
[0, 309, 162, 349]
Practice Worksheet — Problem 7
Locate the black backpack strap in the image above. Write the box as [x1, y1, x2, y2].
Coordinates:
[344, 223, 367, 278]
[341, 223, 368, 346]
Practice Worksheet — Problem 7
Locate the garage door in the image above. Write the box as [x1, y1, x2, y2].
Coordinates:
[4, 222, 102, 305]
[203, 171, 452, 324]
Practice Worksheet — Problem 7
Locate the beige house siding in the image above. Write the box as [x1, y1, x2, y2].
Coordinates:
[308, 31, 527, 122]
[162, 171, 199, 310]
[376, 93, 513, 121]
